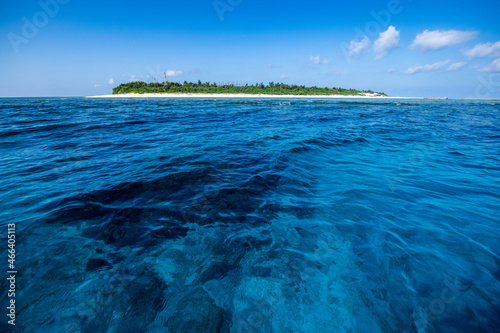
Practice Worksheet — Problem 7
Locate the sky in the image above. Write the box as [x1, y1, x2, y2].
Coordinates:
[0, 0, 499, 98]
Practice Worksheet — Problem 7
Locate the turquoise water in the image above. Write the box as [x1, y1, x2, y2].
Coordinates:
[0, 97, 499, 332]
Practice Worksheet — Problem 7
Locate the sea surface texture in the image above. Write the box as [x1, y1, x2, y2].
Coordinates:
[0, 98, 499, 332]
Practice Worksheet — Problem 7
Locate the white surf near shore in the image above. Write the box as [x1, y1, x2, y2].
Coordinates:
[86, 93, 412, 99]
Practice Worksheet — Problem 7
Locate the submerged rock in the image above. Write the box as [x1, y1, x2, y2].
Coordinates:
[166, 287, 231, 332]
[85, 258, 111, 272]
[152, 225, 190, 239]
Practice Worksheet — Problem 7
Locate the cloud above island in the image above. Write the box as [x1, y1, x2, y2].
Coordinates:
[349, 37, 370, 56]
[463, 41, 500, 58]
[347, 26, 399, 60]
[480, 58, 500, 72]
[411, 29, 478, 51]
[165, 70, 183, 77]
[128, 74, 144, 82]
[373, 26, 400, 60]
[447, 62, 467, 71]
[309, 56, 329, 65]
[405, 59, 451, 74]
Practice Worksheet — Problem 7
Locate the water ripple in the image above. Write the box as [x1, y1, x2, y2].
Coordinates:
[0, 98, 499, 332]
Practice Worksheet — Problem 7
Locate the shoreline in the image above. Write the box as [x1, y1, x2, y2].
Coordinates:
[86, 93, 415, 99]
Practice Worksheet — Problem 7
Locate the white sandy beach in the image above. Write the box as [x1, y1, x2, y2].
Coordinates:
[86, 93, 413, 99]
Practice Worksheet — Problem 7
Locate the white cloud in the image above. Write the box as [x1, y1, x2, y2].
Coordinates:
[463, 41, 500, 58]
[387, 68, 397, 73]
[405, 59, 452, 74]
[165, 70, 183, 77]
[480, 58, 500, 72]
[411, 29, 478, 51]
[327, 71, 340, 75]
[349, 37, 370, 56]
[128, 74, 142, 82]
[108, 77, 115, 85]
[268, 63, 282, 68]
[447, 62, 467, 71]
[310, 56, 319, 63]
[279, 74, 288, 79]
[373, 26, 400, 60]
[309, 55, 330, 65]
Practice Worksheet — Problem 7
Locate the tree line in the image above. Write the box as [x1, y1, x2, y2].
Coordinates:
[112, 81, 387, 96]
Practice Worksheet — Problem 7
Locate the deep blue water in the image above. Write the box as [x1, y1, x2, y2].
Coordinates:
[0, 97, 499, 332]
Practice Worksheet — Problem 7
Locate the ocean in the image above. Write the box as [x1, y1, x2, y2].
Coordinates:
[0, 97, 499, 332]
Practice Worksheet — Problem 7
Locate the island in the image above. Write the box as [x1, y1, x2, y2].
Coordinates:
[111, 81, 388, 97]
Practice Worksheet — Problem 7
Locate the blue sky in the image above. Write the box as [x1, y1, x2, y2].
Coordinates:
[1, 0, 499, 98]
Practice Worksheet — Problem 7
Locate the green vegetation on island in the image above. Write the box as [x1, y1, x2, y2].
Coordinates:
[112, 81, 387, 96]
